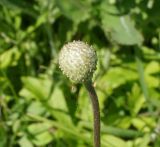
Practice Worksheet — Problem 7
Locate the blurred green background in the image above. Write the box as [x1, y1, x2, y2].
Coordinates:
[0, 0, 160, 147]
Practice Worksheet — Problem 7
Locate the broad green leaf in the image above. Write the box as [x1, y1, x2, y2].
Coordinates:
[142, 46, 159, 60]
[76, 87, 93, 122]
[100, 2, 143, 45]
[28, 122, 53, 135]
[19, 88, 37, 100]
[102, 135, 128, 147]
[49, 86, 68, 112]
[127, 83, 145, 116]
[26, 114, 92, 145]
[27, 101, 46, 115]
[145, 61, 160, 75]
[55, 0, 90, 23]
[97, 88, 108, 111]
[131, 116, 156, 132]
[18, 136, 33, 147]
[145, 61, 160, 88]
[145, 75, 159, 88]
[12, 120, 21, 133]
[133, 95, 145, 116]
[21, 76, 52, 100]
[31, 131, 53, 146]
[0, 47, 21, 69]
[98, 67, 138, 90]
[49, 86, 75, 127]
[115, 117, 132, 129]
[136, 134, 151, 147]
[21, 77, 75, 128]
[127, 134, 151, 147]
[27, 122, 53, 146]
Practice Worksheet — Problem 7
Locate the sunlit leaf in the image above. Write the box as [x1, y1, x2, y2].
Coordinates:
[21, 76, 52, 100]
[102, 135, 128, 147]
[0, 47, 21, 69]
[18, 136, 33, 147]
[100, 1, 143, 45]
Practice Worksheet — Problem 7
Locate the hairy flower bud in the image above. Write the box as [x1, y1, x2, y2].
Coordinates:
[59, 41, 97, 83]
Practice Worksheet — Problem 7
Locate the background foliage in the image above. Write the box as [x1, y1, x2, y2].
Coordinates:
[0, 0, 160, 147]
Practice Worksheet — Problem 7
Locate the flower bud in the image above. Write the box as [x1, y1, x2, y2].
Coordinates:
[59, 41, 97, 83]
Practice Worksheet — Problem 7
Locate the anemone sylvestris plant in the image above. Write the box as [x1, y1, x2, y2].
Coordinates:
[59, 41, 100, 147]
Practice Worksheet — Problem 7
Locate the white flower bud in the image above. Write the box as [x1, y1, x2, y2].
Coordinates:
[59, 41, 97, 83]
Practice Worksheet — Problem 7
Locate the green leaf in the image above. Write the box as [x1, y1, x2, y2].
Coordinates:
[127, 83, 145, 116]
[131, 116, 155, 132]
[100, 2, 143, 45]
[49, 86, 68, 112]
[21, 76, 52, 100]
[28, 122, 53, 135]
[145, 61, 160, 75]
[49, 86, 74, 127]
[18, 136, 33, 147]
[127, 134, 151, 147]
[136, 134, 151, 147]
[0, 47, 21, 69]
[32, 131, 53, 146]
[55, 0, 90, 23]
[98, 67, 138, 90]
[102, 135, 128, 147]
[27, 101, 46, 115]
[76, 87, 93, 122]
[145, 61, 160, 88]
[27, 122, 53, 146]
[26, 114, 91, 145]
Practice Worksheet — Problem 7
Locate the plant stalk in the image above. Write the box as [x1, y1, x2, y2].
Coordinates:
[84, 81, 100, 147]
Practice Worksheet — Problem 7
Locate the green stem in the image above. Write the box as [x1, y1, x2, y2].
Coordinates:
[134, 46, 153, 113]
[84, 81, 100, 147]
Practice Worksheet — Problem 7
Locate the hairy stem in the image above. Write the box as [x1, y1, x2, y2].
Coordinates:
[84, 81, 100, 147]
